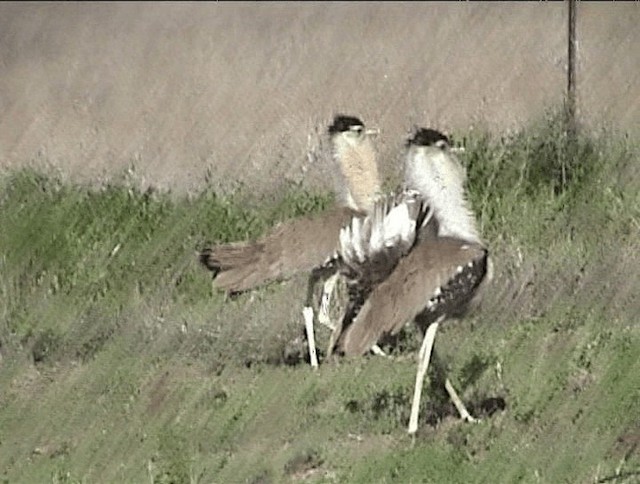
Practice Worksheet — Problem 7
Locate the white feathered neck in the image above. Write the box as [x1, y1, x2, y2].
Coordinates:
[404, 147, 481, 245]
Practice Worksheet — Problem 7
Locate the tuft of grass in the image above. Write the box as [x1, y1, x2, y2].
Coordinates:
[0, 113, 638, 483]
[0, 171, 331, 362]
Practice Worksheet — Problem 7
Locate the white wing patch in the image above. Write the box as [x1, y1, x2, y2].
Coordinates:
[382, 203, 411, 247]
[338, 190, 429, 281]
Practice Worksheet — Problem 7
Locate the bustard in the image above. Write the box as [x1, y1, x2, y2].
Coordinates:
[333, 128, 492, 434]
[322, 188, 433, 358]
[198, 115, 382, 366]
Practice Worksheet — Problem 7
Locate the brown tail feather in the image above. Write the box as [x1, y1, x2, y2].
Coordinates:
[198, 241, 265, 291]
[199, 243, 262, 270]
[198, 248, 222, 275]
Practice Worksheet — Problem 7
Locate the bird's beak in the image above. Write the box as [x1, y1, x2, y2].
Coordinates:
[450, 146, 466, 154]
[365, 127, 380, 137]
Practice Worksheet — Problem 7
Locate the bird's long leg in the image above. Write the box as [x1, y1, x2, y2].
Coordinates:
[303, 268, 325, 369]
[444, 379, 478, 423]
[325, 321, 342, 359]
[303, 307, 318, 369]
[429, 347, 477, 423]
[319, 273, 343, 358]
[304, 266, 340, 367]
[408, 316, 444, 434]
[327, 298, 355, 359]
[318, 273, 339, 330]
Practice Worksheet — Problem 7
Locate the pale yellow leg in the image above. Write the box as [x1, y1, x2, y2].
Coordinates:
[320, 273, 343, 358]
[303, 307, 318, 369]
[408, 320, 441, 434]
[304, 269, 337, 368]
[326, 324, 341, 359]
[444, 378, 478, 423]
[318, 273, 340, 329]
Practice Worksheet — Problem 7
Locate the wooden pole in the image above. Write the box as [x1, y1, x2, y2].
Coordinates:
[566, 0, 577, 138]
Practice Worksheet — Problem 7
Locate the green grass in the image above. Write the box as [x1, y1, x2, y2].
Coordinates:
[0, 114, 639, 483]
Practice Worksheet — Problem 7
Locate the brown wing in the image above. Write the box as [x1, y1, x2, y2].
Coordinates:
[199, 206, 357, 293]
[335, 237, 489, 356]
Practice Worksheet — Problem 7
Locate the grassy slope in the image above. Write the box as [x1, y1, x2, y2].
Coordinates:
[0, 117, 639, 483]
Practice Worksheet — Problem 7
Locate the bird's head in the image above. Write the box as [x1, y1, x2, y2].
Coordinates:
[404, 127, 466, 194]
[404, 127, 481, 243]
[328, 114, 381, 212]
[328, 115, 379, 153]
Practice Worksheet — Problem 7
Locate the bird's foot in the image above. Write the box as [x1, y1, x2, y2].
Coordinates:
[370, 345, 389, 357]
[460, 411, 480, 424]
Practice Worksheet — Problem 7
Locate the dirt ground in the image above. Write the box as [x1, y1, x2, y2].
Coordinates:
[1, 2, 638, 196]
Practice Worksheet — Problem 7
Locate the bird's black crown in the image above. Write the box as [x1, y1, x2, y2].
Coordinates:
[328, 115, 365, 135]
[408, 128, 450, 147]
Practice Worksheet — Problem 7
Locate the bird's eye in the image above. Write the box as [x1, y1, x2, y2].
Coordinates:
[350, 125, 363, 134]
[435, 140, 448, 150]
